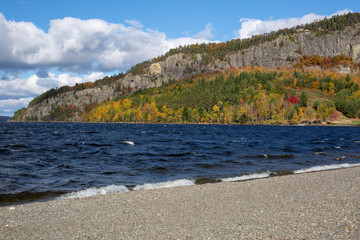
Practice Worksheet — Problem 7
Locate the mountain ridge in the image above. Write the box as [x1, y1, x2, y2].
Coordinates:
[12, 12, 360, 122]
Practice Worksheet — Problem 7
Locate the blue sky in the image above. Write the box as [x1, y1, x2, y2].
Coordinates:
[0, 0, 358, 116]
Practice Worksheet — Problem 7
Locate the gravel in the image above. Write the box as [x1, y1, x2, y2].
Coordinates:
[1, 167, 359, 239]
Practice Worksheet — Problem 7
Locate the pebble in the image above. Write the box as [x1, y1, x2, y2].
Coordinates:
[0, 167, 359, 239]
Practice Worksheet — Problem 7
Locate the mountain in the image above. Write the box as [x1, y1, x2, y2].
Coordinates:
[12, 12, 360, 123]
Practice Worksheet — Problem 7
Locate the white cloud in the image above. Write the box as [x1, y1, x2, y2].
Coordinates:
[0, 71, 106, 116]
[0, 97, 33, 116]
[0, 97, 33, 108]
[125, 19, 143, 29]
[237, 9, 352, 39]
[194, 23, 214, 40]
[0, 13, 212, 72]
[0, 71, 105, 99]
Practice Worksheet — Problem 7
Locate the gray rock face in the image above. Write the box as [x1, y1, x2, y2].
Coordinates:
[19, 25, 360, 121]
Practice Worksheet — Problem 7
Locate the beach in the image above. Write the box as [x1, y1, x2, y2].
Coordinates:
[1, 167, 359, 239]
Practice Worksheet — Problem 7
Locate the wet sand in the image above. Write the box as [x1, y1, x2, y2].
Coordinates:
[1, 167, 359, 239]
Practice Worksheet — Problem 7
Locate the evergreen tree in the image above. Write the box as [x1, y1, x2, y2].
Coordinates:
[300, 91, 308, 107]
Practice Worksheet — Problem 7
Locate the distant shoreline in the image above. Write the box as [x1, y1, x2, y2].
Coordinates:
[7, 120, 360, 127]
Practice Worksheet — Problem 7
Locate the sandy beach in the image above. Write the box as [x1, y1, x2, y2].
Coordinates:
[1, 167, 359, 239]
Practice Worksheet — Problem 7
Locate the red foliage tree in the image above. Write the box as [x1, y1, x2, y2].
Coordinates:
[328, 111, 339, 121]
[288, 95, 300, 104]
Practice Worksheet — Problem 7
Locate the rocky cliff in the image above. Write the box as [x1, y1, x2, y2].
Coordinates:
[13, 15, 360, 121]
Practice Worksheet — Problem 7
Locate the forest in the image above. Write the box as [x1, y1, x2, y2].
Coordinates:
[39, 65, 360, 125]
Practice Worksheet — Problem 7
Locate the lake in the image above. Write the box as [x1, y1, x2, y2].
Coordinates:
[1, 122, 359, 206]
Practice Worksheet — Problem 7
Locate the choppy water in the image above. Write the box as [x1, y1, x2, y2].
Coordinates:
[1, 122, 359, 206]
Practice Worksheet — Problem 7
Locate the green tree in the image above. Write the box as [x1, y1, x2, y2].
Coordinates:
[240, 113, 248, 124]
[182, 106, 190, 122]
[300, 91, 308, 107]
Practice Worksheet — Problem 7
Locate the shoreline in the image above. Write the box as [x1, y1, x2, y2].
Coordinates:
[6, 120, 360, 127]
[1, 167, 359, 239]
[2, 162, 360, 207]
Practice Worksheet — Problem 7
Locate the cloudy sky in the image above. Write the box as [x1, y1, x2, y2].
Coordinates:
[0, 0, 359, 116]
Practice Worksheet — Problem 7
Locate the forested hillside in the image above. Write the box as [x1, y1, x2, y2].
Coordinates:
[28, 66, 359, 125]
[12, 12, 360, 124]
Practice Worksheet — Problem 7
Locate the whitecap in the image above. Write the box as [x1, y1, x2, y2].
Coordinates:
[56, 185, 129, 200]
[123, 141, 134, 145]
[294, 163, 360, 174]
[133, 179, 195, 191]
[334, 146, 342, 149]
[222, 171, 271, 182]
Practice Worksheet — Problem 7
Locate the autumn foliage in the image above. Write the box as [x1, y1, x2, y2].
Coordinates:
[77, 67, 359, 124]
[288, 95, 300, 104]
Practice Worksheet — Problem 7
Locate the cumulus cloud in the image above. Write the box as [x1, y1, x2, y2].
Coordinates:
[0, 71, 104, 99]
[237, 9, 352, 39]
[0, 13, 213, 73]
[0, 97, 33, 116]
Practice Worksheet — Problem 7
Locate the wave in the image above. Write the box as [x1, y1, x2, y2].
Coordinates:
[123, 141, 135, 145]
[56, 185, 129, 200]
[294, 163, 360, 174]
[50, 163, 360, 202]
[221, 163, 360, 182]
[222, 172, 271, 182]
[55, 179, 195, 201]
[133, 179, 194, 191]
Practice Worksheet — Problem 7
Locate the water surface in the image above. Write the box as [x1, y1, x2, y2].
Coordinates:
[1, 122, 359, 205]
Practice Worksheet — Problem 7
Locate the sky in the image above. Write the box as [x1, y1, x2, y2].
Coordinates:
[0, 0, 359, 116]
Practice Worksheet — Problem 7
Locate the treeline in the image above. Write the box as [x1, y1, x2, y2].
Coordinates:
[81, 68, 360, 124]
[128, 12, 360, 75]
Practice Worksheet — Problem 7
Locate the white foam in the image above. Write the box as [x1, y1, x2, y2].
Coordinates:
[294, 163, 360, 174]
[133, 179, 195, 191]
[123, 141, 135, 145]
[222, 171, 271, 182]
[56, 185, 129, 200]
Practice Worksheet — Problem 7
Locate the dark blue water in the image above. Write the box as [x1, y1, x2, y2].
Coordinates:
[1, 122, 360, 205]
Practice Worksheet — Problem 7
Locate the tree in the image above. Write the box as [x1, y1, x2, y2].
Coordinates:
[313, 100, 321, 110]
[288, 95, 300, 104]
[240, 113, 248, 124]
[328, 111, 339, 121]
[182, 106, 190, 122]
[305, 107, 316, 121]
[317, 103, 330, 120]
[356, 109, 360, 119]
[300, 91, 308, 107]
